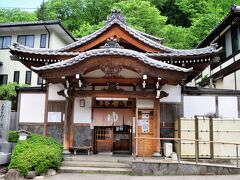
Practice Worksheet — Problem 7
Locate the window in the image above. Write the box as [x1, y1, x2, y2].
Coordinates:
[231, 24, 240, 53]
[25, 71, 32, 85]
[0, 36, 11, 49]
[0, 75, 8, 85]
[13, 71, 20, 84]
[225, 30, 232, 58]
[37, 76, 43, 85]
[40, 34, 47, 48]
[17, 35, 34, 48]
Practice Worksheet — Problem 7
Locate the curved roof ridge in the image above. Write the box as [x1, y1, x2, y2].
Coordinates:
[57, 19, 177, 52]
[31, 48, 193, 73]
[10, 43, 80, 56]
[144, 44, 222, 57]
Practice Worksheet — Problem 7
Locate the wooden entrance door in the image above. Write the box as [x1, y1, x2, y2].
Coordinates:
[113, 125, 132, 154]
[95, 127, 113, 153]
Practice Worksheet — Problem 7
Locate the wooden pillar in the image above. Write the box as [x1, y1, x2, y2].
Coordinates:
[154, 99, 160, 152]
[43, 84, 49, 136]
[63, 97, 73, 154]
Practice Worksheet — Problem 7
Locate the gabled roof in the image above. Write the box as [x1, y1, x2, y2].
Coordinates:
[56, 18, 174, 52]
[31, 48, 192, 73]
[197, 5, 240, 48]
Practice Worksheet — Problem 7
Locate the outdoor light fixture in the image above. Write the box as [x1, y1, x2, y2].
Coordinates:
[142, 75, 147, 88]
[64, 89, 69, 97]
[78, 79, 83, 87]
[66, 80, 70, 88]
[156, 77, 162, 89]
[61, 76, 65, 79]
[156, 81, 160, 89]
[76, 74, 80, 79]
[156, 90, 160, 98]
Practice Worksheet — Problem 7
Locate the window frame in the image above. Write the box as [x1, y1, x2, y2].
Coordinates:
[0, 36, 11, 49]
[0, 74, 8, 85]
[13, 71, 20, 84]
[40, 34, 47, 48]
[25, 71, 32, 85]
[37, 76, 43, 85]
[17, 35, 35, 48]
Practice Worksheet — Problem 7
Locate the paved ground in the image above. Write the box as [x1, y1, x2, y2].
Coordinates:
[44, 173, 240, 180]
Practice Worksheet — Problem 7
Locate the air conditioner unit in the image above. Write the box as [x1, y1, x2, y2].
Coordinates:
[164, 143, 173, 157]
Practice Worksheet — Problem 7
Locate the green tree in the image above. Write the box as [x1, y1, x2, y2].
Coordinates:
[0, 83, 27, 110]
[114, 0, 167, 36]
[0, 9, 37, 23]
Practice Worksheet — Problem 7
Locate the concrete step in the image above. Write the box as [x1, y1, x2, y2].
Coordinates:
[59, 166, 132, 174]
[63, 155, 132, 163]
[62, 161, 131, 168]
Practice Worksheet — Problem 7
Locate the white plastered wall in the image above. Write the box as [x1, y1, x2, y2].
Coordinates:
[48, 83, 65, 101]
[19, 93, 46, 123]
[183, 96, 216, 118]
[236, 70, 240, 90]
[218, 96, 238, 118]
[223, 72, 235, 90]
[161, 85, 181, 103]
[73, 97, 92, 123]
[137, 99, 153, 108]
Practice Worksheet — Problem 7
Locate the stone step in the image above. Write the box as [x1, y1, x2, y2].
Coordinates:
[59, 166, 132, 174]
[62, 161, 131, 168]
[63, 156, 132, 163]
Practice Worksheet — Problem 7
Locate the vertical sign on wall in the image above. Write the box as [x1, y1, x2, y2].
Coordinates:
[0, 101, 11, 142]
[141, 113, 149, 133]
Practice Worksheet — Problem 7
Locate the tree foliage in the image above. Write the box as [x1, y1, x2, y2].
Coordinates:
[0, 83, 28, 110]
[0, 9, 37, 23]
[2, 0, 240, 48]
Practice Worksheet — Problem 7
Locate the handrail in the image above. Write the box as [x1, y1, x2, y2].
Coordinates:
[134, 136, 239, 168]
[135, 137, 240, 145]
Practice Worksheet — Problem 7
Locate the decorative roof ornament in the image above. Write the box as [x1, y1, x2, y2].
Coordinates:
[100, 37, 124, 49]
[106, 9, 127, 25]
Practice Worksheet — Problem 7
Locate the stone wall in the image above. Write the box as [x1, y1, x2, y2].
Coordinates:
[46, 123, 63, 144]
[132, 162, 240, 175]
[18, 123, 43, 134]
[73, 126, 91, 146]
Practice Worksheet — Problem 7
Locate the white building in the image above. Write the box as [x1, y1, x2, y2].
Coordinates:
[0, 20, 75, 86]
[195, 5, 240, 90]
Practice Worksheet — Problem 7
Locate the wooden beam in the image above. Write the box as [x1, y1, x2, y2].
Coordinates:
[40, 56, 188, 85]
[58, 89, 169, 99]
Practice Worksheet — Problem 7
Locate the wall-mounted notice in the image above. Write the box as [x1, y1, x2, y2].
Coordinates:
[142, 113, 150, 119]
[48, 112, 61, 122]
[141, 119, 149, 133]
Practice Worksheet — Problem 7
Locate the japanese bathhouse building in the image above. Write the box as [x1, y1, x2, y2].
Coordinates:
[10, 10, 221, 156]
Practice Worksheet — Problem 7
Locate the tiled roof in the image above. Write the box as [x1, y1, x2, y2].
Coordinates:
[145, 44, 222, 57]
[57, 19, 175, 52]
[31, 48, 193, 73]
[10, 43, 79, 56]
[10, 42, 221, 59]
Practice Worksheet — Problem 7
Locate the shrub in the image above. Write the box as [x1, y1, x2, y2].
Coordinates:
[8, 131, 19, 143]
[8, 134, 62, 175]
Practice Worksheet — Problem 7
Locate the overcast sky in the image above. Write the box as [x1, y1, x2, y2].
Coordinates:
[0, 0, 47, 11]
